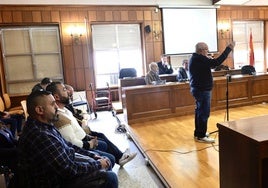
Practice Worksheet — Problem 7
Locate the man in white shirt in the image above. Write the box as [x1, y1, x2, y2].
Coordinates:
[46, 82, 137, 167]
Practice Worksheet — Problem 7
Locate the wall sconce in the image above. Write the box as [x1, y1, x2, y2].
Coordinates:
[69, 25, 85, 45]
[218, 22, 230, 38]
[153, 30, 161, 40]
[153, 22, 162, 40]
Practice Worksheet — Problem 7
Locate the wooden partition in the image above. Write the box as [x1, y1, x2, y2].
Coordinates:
[217, 115, 268, 188]
[122, 73, 268, 124]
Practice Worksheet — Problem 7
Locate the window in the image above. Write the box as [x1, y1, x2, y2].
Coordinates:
[92, 24, 143, 88]
[232, 21, 264, 72]
[0, 26, 63, 94]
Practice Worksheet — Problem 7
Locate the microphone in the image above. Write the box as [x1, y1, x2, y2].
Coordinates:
[226, 74, 231, 82]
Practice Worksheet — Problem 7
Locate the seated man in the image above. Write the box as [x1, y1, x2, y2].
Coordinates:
[47, 82, 137, 167]
[145, 62, 165, 85]
[18, 90, 118, 188]
[157, 54, 173, 75]
[177, 59, 189, 82]
[0, 121, 19, 187]
[31, 77, 52, 92]
[0, 111, 23, 138]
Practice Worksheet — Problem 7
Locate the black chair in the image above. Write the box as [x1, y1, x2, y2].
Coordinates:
[119, 68, 137, 79]
[241, 65, 256, 75]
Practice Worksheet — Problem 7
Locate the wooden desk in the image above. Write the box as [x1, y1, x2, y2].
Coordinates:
[217, 115, 268, 188]
[122, 73, 268, 124]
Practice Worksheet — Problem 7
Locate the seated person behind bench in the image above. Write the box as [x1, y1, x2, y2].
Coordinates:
[145, 62, 166, 85]
[157, 54, 173, 74]
[177, 59, 190, 82]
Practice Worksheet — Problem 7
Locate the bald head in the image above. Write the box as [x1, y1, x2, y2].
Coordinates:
[195, 42, 209, 56]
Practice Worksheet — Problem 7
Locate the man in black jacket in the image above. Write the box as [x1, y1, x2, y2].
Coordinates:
[189, 41, 235, 143]
[177, 59, 189, 82]
[157, 55, 173, 75]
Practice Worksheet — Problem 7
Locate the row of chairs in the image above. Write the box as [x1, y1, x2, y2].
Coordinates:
[0, 93, 28, 120]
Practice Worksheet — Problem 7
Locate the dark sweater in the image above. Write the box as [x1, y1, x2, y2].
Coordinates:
[189, 47, 232, 91]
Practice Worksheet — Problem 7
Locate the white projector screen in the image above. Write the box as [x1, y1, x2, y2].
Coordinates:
[162, 8, 218, 55]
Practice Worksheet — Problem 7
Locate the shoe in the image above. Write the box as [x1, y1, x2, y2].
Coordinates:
[123, 148, 130, 155]
[195, 136, 215, 143]
[193, 133, 210, 139]
[119, 152, 137, 167]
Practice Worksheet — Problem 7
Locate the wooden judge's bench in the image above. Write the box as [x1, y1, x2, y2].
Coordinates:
[121, 72, 268, 124]
[217, 115, 268, 188]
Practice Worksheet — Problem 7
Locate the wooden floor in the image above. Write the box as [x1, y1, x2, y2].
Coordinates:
[125, 103, 268, 188]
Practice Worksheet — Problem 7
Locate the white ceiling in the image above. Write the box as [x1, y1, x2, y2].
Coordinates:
[0, 0, 267, 6]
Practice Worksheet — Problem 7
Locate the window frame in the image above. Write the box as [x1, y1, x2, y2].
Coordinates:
[0, 25, 64, 95]
[232, 20, 264, 72]
[91, 23, 144, 88]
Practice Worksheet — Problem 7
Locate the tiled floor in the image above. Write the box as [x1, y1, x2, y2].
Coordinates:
[87, 111, 165, 188]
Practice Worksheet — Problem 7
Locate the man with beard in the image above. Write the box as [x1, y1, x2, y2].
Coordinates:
[46, 82, 137, 167]
[18, 90, 118, 188]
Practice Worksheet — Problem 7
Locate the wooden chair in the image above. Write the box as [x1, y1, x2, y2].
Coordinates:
[20, 100, 28, 121]
[2, 94, 23, 115]
[0, 97, 5, 112]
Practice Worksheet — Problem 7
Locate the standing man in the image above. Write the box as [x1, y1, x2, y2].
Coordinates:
[157, 54, 173, 75]
[189, 42, 235, 143]
[18, 90, 118, 188]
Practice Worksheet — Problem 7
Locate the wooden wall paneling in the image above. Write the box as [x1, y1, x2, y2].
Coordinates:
[82, 44, 90, 68]
[259, 9, 265, 19]
[60, 11, 71, 22]
[75, 68, 86, 90]
[41, 11, 51, 22]
[51, 11, 60, 22]
[0, 12, 3, 22]
[154, 41, 163, 61]
[63, 45, 75, 68]
[136, 11, 144, 21]
[61, 22, 72, 45]
[145, 42, 154, 69]
[152, 9, 161, 21]
[144, 20, 153, 42]
[84, 68, 91, 90]
[87, 11, 97, 22]
[13, 11, 22, 22]
[265, 21, 268, 72]
[73, 45, 84, 68]
[120, 11, 128, 21]
[96, 11, 105, 21]
[69, 11, 79, 22]
[64, 68, 76, 87]
[144, 10, 152, 21]
[32, 11, 42, 22]
[128, 10, 137, 21]
[252, 74, 268, 102]
[0, 6, 160, 104]
[2, 11, 12, 22]
[113, 11, 121, 21]
[104, 11, 113, 21]
[265, 10, 268, 18]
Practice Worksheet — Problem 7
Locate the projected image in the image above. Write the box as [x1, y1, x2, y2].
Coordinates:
[162, 8, 218, 55]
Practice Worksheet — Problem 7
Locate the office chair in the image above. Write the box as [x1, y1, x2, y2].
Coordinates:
[119, 68, 137, 79]
[241, 65, 256, 75]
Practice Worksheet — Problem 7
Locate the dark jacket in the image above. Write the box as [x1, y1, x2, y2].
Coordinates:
[0, 126, 18, 175]
[157, 61, 173, 74]
[189, 46, 232, 91]
[177, 67, 189, 82]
